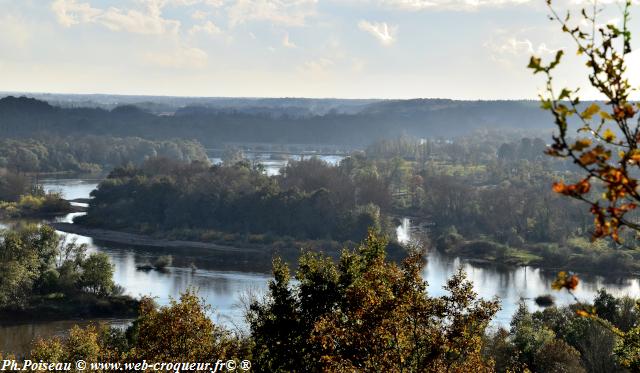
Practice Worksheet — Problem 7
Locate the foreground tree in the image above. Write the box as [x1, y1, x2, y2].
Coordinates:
[248, 231, 500, 372]
[530, 0, 637, 242]
[531, 0, 640, 369]
[29, 291, 248, 369]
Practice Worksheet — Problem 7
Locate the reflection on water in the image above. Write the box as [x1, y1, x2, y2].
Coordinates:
[41, 178, 102, 201]
[209, 154, 344, 176]
[422, 251, 640, 326]
[101, 246, 271, 326]
[396, 218, 411, 244]
[3, 177, 640, 355]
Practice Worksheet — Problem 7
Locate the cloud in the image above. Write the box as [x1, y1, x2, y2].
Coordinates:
[143, 45, 208, 68]
[51, 0, 180, 35]
[191, 10, 208, 19]
[169, 0, 225, 6]
[300, 57, 334, 75]
[484, 31, 557, 68]
[377, 0, 532, 11]
[282, 33, 296, 48]
[189, 21, 222, 36]
[358, 20, 397, 46]
[228, 0, 317, 27]
[487, 36, 555, 56]
[51, 0, 102, 27]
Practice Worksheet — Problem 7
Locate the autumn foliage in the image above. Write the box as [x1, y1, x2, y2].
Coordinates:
[248, 231, 499, 372]
[27, 233, 499, 372]
[529, 0, 640, 242]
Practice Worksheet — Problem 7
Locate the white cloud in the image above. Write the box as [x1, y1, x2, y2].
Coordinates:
[378, 0, 532, 11]
[228, 0, 317, 27]
[487, 36, 555, 56]
[358, 20, 397, 46]
[282, 33, 296, 48]
[191, 10, 208, 19]
[51, 0, 180, 35]
[169, 0, 225, 6]
[143, 45, 208, 68]
[484, 31, 557, 68]
[51, 0, 101, 27]
[189, 21, 222, 36]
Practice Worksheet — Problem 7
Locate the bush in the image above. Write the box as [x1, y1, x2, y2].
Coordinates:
[153, 255, 173, 270]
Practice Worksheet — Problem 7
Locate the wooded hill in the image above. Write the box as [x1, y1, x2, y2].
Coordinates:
[0, 96, 551, 146]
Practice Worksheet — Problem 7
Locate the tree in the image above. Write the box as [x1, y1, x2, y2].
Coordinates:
[530, 2, 640, 369]
[0, 225, 59, 307]
[130, 291, 245, 362]
[529, 0, 638, 242]
[79, 253, 115, 296]
[28, 291, 247, 367]
[248, 231, 499, 372]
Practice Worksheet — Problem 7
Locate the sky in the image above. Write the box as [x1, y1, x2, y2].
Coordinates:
[1, 0, 639, 99]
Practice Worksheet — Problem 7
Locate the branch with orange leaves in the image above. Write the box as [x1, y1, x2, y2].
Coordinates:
[529, 0, 640, 243]
[551, 271, 624, 337]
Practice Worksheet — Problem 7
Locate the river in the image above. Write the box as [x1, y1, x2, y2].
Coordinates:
[2, 177, 640, 355]
[209, 153, 344, 176]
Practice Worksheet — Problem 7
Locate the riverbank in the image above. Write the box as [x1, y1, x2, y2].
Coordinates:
[436, 232, 640, 277]
[51, 222, 409, 263]
[52, 222, 267, 253]
[0, 293, 138, 325]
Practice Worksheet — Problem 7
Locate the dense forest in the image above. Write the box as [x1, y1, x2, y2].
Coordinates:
[365, 135, 636, 273]
[77, 157, 395, 246]
[74, 132, 636, 273]
[0, 96, 552, 146]
[0, 136, 208, 173]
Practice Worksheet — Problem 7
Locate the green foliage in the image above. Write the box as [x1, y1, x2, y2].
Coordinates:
[0, 96, 556, 147]
[0, 136, 208, 173]
[0, 225, 120, 311]
[152, 255, 173, 270]
[0, 169, 30, 202]
[130, 291, 246, 362]
[29, 291, 250, 369]
[248, 231, 500, 372]
[79, 253, 115, 296]
[80, 157, 394, 243]
[483, 291, 640, 372]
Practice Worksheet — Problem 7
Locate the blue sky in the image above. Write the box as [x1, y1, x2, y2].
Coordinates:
[1, 0, 638, 98]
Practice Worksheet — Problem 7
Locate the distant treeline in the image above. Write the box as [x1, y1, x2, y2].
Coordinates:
[0, 136, 208, 173]
[0, 96, 553, 146]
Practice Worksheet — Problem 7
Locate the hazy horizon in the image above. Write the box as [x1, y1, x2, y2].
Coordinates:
[3, 0, 639, 100]
[1, 90, 544, 101]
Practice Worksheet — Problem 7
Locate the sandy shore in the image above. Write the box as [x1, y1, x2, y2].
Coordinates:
[51, 222, 263, 253]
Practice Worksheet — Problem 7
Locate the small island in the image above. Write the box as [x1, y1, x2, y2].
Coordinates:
[71, 157, 406, 259]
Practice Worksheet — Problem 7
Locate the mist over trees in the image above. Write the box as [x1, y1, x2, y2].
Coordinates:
[0, 96, 552, 146]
